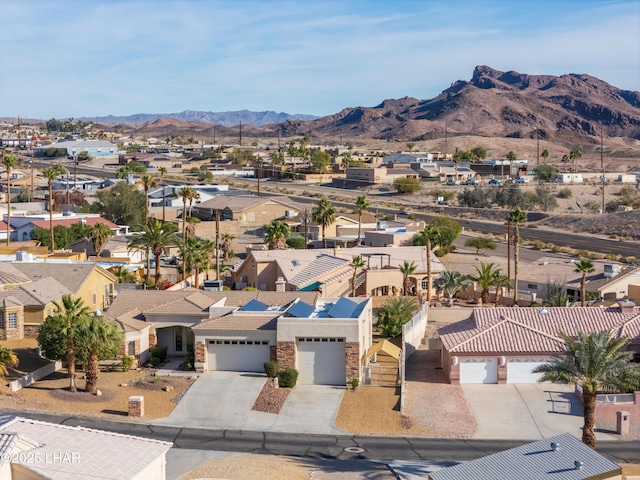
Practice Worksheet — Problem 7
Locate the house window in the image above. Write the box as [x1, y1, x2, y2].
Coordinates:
[7, 312, 16, 329]
[421, 277, 429, 290]
[527, 284, 538, 290]
[93, 293, 97, 305]
[128, 341, 136, 356]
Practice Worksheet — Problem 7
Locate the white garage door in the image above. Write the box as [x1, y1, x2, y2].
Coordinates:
[207, 340, 270, 372]
[297, 338, 346, 385]
[460, 358, 498, 384]
[507, 358, 549, 383]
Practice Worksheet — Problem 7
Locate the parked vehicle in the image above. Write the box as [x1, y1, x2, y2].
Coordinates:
[446, 178, 461, 186]
[488, 178, 502, 185]
[465, 178, 480, 185]
[515, 177, 530, 184]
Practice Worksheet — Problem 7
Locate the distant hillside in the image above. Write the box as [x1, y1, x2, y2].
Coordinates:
[80, 109, 319, 127]
[275, 66, 640, 141]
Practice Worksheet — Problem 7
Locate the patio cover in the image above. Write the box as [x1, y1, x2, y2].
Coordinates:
[365, 339, 401, 360]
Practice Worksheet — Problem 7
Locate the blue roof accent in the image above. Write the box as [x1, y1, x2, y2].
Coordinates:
[287, 301, 315, 318]
[298, 281, 324, 292]
[327, 297, 358, 318]
[239, 299, 269, 312]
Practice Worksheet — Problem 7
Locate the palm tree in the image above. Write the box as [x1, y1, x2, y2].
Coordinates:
[570, 148, 582, 173]
[545, 293, 569, 307]
[376, 296, 418, 338]
[128, 219, 178, 283]
[354, 195, 370, 246]
[187, 189, 200, 218]
[158, 167, 168, 223]
[417, 225, 440, 302]
[220, 233, 235, 260]
[575, 258, 596, 307]
[141, 175, 156, 222]
[312, 197, 336, 248]
[178, 186, 195, 277]
[264, 220, 290, 249]
[562, 154, 570, 173]
[42, 164, 65, 253]
[185, 216, 200, 239]
[110, 265, 137, 284]
[399, 260, 417, 296]
[81, 316, 124, 393]
[52, 294, 92, 392]
[541, 149, 549, 164]
[493, 273, 511, 307]
[88, 223, 113, 257]
[0, 347, 18, 377]
[351, 255, 365, 297]
[533, 331, 640, 448]
[507, 207, 527, 305]
[434, 270, 471, 307]
[3, 151, 16, 246]
[468, 262, 503, 305]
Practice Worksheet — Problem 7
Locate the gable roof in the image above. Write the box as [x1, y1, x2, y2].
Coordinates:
[111, 308, 149, 333]
[193, 195, 303, 213]
[428, 433, 620, 480]
[0, 416, 171, 480]
[27, 216, 119, 231]
[0, 263, 32, 286]
[11, 263, 114, 294]
[0, 277, 71, 306]
[440, 306, 640, 355]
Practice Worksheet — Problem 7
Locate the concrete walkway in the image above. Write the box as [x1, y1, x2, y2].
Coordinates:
[153, 371, 346, 434]
[463, 383, 619, 441]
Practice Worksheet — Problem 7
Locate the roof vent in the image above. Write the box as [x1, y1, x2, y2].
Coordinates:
[539, 308, 549, 315]
[574, 460, 584, 470]
[550, 442, 559, 451]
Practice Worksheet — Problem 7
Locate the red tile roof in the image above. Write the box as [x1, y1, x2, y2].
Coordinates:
[29, 217, 119, 230]
[440, 306, 640, 354]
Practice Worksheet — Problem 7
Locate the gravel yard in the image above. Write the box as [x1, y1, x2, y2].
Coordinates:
[0, 367, 194, 420]
[252, 378, 291, 414]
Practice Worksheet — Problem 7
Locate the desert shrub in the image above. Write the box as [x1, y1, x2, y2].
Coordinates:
[150, 345, 168, 363]
[122, 355, 134, 372]
[279, 368, 299, 388]
[584, 200, 600, 212]
[434, 249, 446, 257]
[242, 286, 259, 291]
[605, 253, 620, 261]
[149, 357, 160, 367]
[264, 361, 279, 378]
[557, 188, 572, 199]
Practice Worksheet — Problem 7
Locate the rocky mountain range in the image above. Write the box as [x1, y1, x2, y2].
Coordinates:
[80, 109, 318, 127]
[276, 66, 640, 141]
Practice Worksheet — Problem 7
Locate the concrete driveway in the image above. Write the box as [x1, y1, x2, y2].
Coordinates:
[462, 383, 618, 441]
[153, 372, 345, 434]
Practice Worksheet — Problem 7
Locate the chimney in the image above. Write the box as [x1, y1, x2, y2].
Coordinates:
[619, 300, 636, 314]
[275, 277, 286, 293]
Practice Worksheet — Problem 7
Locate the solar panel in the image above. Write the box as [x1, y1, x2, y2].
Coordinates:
[239, 299, 269, 312]
[287, 301, 315, 318]
[327, 297, 358, 318]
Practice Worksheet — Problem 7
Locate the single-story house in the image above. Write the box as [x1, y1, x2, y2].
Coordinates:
[9, 214, 122, 243]
[0, 416, 172, 480]
[106, 290, 373, 385]
[191, 195, 303, 226]
[35, 140, 118, 157]
[439, 302, 640, 384]
[428, 433, 621, 480]
[70, 235, 144, 263]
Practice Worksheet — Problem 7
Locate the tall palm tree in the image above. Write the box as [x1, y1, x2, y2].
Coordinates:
[468, 262, 502, 305]
[52, 294, 92, 393]
[493, 273, 511, 307]
[541, 149, 549, 164]
[575, 258, 596, 307]
[418, 225, 440, 302]
[42, 164, 65, 253]
[186, 238, 215, 289]
[88, 223, 113, 257]
[3, 151, 16, 246]
[434, 270, 471, 307]
[187, 189, 200, 218]
[351, 255, 365, 297]
[507, 207, 527, 305]
[128, 219, 178, 283]
[354, 195, 370, 246]
[312, 197, 336, 248]
[178, 186, 195, 277]
[141, 174, 157, 222]
[399, 260, 417, 296]
[264, 220, 290, 249]
[81, 316, 124, 393]
[158, 167, 168, 223]
[220, 233, 235, 260]
[0, 347, 18, 377]
[570, 148, 582, 173]
[533, 331, 640, 448]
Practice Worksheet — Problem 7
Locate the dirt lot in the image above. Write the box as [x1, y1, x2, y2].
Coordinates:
[0, 366, 193, 420]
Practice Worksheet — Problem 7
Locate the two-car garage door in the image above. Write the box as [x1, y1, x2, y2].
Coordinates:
[297, 338, 345, 385]
[208, 340, 270, 372]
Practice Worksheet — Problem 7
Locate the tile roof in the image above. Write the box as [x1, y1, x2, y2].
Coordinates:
[10, 263, 106, 294]
[0, 416, 171, 480]
[194, 195, 303, 212]
[0, 295, 22, 308]
[0, 277, 71, 306]
[28, 216, 119, 230]
[439, 306, 640, 354]
[428, 433, 620, 480]
[112, 308, 149, 333]
[0, 263, 32, 285]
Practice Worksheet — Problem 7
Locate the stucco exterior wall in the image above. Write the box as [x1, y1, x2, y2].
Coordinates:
[76, 269, 115, 312]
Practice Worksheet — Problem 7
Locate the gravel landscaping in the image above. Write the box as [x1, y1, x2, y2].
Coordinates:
[252, 379, 291, 414]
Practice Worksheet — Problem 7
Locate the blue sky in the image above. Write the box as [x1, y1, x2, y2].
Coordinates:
[1, 0, 638, 119]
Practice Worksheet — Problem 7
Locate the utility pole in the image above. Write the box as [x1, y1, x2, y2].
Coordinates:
[239, 122, 242, 146]
[256, 160, 261, 197]
[73, 155, 78, 191]
[304, 207, 308, 249]
[601, 124, 605, 215]
[506, 221, 511, 293]
[30, 136, 35, 200]
[215, 209, 220, 281]
[536, 129, 540, 164]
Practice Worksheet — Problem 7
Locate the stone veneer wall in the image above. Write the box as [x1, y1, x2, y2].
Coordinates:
[23, 323, 41, 339]
[149, 331, 157, 349]
[195, 342, 206, 364]
[345, 342, 360, 380]
[269, 345, 277, 362]
[276, 342, 296, 370]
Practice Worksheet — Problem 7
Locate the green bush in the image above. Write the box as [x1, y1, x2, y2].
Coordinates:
[279, 368, 299, 388]
[149, 357, 160, 367]
[150, 345, 168, 363]
[434, 249, 445, 257]
[264, 361, 279, 378]
[122, 355, 134, 372]
[557, 188, 572, 199]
